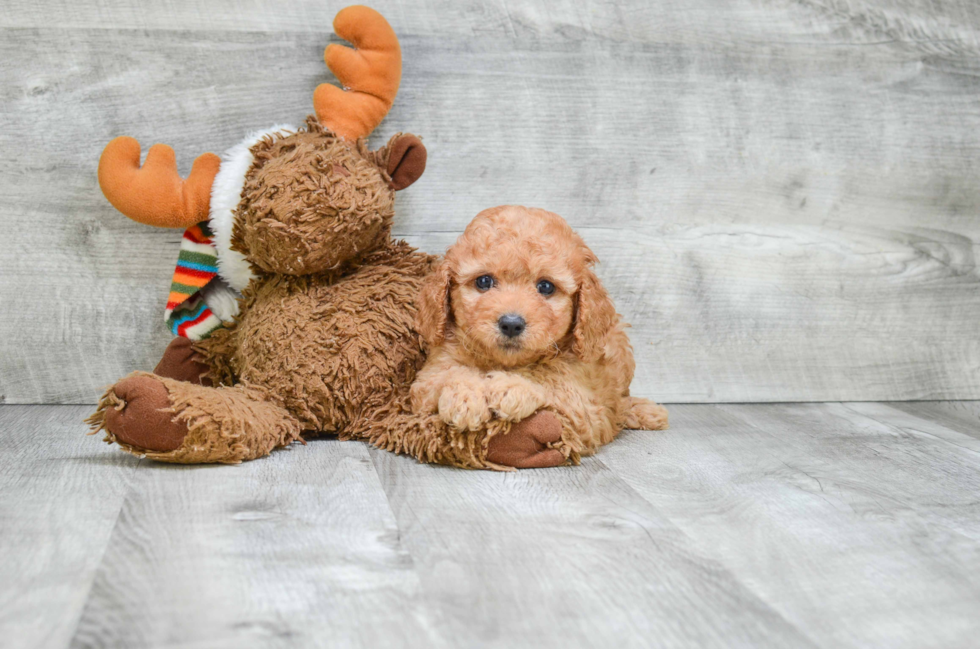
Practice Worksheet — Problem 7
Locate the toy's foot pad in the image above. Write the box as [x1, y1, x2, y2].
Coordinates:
[487, 410, 565, 469]
[105, 375, 188, 452]
[154, 337, 211, 385]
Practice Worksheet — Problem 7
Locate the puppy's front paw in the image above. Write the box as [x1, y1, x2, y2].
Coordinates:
[438, 382, 491, 431]
[485, 372, 546, 421]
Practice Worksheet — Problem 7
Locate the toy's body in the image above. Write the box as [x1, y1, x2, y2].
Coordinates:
[98, 241, 436, 463]
[210, 240, 432, 438]
[89, 113, 440, 463]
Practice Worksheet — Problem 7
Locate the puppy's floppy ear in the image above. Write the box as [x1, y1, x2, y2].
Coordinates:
[571, 254, 617, 363]
[380, 133, 426, 190]
[416, 258, 452, 347]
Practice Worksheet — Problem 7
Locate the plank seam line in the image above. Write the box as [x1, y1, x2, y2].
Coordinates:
[592, 455, 820, 647]
[841, 402, 980, 459]
[63, 457, 143, 645]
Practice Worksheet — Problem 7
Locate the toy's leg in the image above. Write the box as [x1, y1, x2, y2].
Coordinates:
[153, 337, 211, 385]
[366, 394, 569, 470]
[486, 411, 566, 468]
[87, 371, 301, 464]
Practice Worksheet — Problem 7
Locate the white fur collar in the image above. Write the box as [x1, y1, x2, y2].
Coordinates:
[209, 124, 296, 292]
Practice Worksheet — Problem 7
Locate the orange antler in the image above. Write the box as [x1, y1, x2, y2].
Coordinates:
[98, 137, 221, 229]
[314, 5, 401, 141]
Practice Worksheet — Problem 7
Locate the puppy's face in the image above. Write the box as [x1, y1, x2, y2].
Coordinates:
[418, 206, 611, 368]
[451, 238, 577, 367]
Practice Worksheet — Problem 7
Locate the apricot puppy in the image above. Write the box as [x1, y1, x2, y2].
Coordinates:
[412, 205, 668, 468]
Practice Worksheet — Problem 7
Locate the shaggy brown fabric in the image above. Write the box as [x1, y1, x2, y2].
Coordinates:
[154, 337, 211, 385]
[88, 371, 303, 464]
[234, 117, 401, 277]
[362, 392, 516, 470]
[200, 239, 435, 435]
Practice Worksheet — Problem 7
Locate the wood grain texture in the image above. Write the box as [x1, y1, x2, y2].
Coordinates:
[600, 403, 980, 648]
[3, 0, 980, 53]
[2, 0, 979, 402]
[69, 439, 446, 648]
[5, 403, 980, 647]
[0, 406, 137, 648]
[367, 446, 816, 648]
[888, 400, 980, 441]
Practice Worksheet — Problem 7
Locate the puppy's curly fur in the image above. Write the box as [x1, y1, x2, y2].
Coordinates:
[412, 206, 668, 461]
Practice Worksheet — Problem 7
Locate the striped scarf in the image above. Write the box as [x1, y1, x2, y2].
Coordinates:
[165, 222, 226, 340]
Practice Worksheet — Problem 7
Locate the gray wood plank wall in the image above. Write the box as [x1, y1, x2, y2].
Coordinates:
[1, 0, 978, 404]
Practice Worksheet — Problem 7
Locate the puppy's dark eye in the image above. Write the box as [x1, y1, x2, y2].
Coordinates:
[537, 279, 556, 296]
[475, 275, 494, 291]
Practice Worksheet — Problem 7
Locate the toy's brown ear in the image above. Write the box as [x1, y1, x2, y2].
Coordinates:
[416, 258, 451, 347]
[386, 133, 426, 190]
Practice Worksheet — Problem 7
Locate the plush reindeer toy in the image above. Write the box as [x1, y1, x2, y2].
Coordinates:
[88, 5, 555, 469]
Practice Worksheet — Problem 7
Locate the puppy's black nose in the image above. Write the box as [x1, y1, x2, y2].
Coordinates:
[498, 314, 526, 338]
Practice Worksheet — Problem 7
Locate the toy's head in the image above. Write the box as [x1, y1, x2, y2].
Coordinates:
[97, 5, 425, 282]
[233, 117, 424, 276]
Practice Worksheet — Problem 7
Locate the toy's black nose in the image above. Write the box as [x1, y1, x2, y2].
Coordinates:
[498, 314, 526, 338]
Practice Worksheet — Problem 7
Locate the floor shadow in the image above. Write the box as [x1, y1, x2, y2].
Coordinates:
[59, 453, 139, 468]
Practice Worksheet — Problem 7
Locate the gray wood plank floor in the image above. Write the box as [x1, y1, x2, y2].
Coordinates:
[2, 402, 979, 648]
